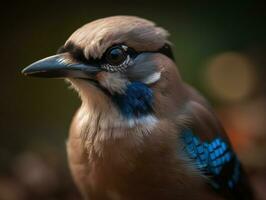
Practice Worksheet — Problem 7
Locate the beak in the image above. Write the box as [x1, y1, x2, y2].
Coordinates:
[22, 53, 100, 79]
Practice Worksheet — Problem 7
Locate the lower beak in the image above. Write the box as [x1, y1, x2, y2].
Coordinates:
[22, 53, 99, 79]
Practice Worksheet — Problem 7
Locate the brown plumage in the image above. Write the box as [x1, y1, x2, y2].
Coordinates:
[66, 16, 169, 59]
[22, 16, 253, 200]
[66, 56, 207, 200]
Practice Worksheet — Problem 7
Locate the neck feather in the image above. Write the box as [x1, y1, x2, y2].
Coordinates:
[112, 81, 153, 119]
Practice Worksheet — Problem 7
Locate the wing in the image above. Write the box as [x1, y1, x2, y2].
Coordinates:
[179, 100, 253, 200]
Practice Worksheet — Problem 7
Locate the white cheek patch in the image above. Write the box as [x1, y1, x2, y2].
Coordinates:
[142, 72, 161, 84]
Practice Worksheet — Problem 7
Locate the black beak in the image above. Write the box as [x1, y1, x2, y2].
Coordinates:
[22, 53, 100, 79]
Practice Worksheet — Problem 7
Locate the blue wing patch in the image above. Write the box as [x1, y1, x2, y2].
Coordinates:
[181, 129, 241, 190]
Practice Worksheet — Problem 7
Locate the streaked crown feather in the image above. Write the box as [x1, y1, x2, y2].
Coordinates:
[66, 16, 169, 59]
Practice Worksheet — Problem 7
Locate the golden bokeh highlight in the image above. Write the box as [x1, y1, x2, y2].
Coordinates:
[204, 52, 257, 102]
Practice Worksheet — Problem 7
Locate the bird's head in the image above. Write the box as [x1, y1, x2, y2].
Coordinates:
[22, 16, 185, 121]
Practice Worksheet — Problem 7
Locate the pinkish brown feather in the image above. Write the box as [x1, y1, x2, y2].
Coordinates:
[66, 16, 169, 59]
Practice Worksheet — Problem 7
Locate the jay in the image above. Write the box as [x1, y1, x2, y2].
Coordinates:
[22, 16, 253, 200]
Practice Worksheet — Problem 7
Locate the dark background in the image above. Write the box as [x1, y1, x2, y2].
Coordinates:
[0, 1, 265, 199]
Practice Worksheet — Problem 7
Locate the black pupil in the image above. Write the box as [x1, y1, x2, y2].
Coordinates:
[106, 48, 126, 65]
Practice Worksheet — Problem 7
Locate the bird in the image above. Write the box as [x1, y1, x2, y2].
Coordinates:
[22, 16, 254, 200]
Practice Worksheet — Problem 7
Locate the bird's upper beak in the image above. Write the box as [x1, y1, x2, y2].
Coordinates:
[22, 53, 100, 79]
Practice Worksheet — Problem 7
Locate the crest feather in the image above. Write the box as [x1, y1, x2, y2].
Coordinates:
[66, 16, 169, 59]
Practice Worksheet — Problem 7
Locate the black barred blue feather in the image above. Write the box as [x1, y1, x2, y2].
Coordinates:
[181, 128, 251, 199]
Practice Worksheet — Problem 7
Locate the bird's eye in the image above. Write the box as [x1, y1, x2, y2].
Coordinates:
[105, 46, 127, 66]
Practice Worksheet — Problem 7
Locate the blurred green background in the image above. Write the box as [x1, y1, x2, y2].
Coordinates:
[0, 1, 265, 199]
